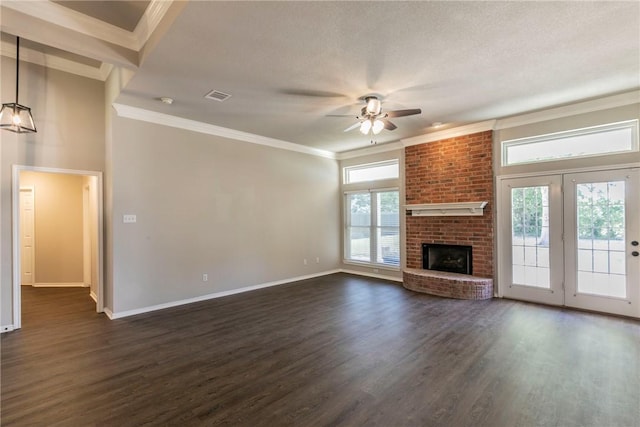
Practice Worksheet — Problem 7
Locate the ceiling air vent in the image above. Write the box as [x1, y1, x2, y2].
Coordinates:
[204, 89, 231, 102]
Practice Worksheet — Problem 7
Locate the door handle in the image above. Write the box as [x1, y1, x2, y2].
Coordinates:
[632, 251, 639, 257]
[632, 241, 639, 246]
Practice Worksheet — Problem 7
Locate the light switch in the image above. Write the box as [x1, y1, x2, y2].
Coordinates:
[123, 214, 137, 223]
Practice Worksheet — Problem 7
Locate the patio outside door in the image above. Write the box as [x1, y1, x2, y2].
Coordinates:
[499, 168, 640, 318]
[563, 169, 640, 317]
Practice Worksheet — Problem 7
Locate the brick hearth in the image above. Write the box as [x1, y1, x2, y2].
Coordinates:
[403, 268, 493, 300]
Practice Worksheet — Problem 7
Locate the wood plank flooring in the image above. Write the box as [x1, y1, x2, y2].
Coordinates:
[2, 274, 639, 426]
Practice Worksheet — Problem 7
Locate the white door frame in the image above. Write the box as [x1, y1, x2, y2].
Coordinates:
[12, 165, 105, 329]
[496, 163, 640, 307]
[563, 169, 640, 317]
[497, 174, 565, 306]
[83, 184, 92, 289]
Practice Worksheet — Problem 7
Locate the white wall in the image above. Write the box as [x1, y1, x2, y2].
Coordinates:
[108, 115, 341, 314]
[20, 171, 84, 284]
[1, 57, 105, 326]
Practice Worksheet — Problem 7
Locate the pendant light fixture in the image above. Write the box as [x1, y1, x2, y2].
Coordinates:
[0, 36, 37, 133]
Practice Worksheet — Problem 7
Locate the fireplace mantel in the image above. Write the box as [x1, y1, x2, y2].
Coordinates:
[405, 201, 488, 217]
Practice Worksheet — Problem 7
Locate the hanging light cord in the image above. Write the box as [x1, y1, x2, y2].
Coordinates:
[15, 37, 20, 105]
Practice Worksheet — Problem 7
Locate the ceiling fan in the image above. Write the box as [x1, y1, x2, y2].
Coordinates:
[340, 96, 422, 135]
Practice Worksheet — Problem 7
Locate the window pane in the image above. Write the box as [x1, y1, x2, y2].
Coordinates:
[503, 120, 637, 166]
[511, 185, 550, 288]
[348, 227, 370, 262]
[376, 191, 399, 266]
[345, 189, 399, 267]
[348, 193, 370, 226]
[345, 161, 399, 183]
[377, 191, 399, 226]
[377, 227, 399, 266]
[575, 180, 627, 298]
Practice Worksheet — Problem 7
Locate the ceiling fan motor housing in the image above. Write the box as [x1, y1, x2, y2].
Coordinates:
[364, 96, 382, 115]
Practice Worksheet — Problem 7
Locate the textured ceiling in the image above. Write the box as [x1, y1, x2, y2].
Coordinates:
[2, 1, 639, 154]
[116, 1, 640, 152]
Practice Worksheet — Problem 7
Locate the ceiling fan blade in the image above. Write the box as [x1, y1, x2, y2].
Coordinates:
[343, 122, 362, 132]
[327, 114, 358, 117]
[382, 119, 397, 131]
[279, 89, 347, 98]
[385, 108, 422, 118]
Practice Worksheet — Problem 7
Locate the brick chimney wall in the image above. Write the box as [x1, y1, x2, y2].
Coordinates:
[405, 130, 494, 278]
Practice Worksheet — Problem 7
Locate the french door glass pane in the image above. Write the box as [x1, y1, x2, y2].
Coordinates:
[575, 181, 626, 298]
[511, 186, 551, 288]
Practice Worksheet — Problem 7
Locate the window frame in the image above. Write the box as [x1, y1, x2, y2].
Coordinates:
[501, 120, 639, 167]
[344, 188, 400, 270]
[343, 159, 399, 184]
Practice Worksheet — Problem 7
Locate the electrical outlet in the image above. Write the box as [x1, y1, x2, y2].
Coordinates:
[316, 257, 320, 263]
[123, 214, 136, 223]
[202, 273, 208, 282]
[303, 259, 308, 265]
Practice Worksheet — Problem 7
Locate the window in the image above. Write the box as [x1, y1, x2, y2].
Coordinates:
[344, 160, 399, 184]
[502, 120, 638, 166]
[345, 190, 400, 267]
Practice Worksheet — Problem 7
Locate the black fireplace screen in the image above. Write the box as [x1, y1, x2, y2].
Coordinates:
[422, 243, 472, 275]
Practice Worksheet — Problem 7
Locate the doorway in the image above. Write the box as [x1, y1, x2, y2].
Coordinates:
[498, 167, 640, 318]
[12, 166, 104, 329]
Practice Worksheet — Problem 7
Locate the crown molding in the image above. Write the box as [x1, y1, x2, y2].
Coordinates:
[494, 90, 640, 131]
[112, 104, 337, 160]
[335, 141, 404, 160]
[2, 1, 137, 49]
[401, 120, 496, 147]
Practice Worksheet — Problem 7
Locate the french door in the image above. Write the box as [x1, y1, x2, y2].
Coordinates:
[499, 168, 640, 318]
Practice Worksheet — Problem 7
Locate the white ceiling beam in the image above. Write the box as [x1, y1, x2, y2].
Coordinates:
[132, 0, 176, 51]
[1, 6, 139, 69]
[0, 39, 110, 81]
[2, 0, 137, 49]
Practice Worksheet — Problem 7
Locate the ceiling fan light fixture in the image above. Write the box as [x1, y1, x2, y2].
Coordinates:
[360, 120, 372, 134]
[372, 119, 384, 135]
[365, 97, 381, 115]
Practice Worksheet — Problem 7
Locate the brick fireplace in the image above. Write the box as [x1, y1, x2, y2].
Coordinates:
[403, 130, 494, 299]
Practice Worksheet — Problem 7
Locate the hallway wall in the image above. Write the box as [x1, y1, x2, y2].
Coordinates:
[20, 172, 84, 284]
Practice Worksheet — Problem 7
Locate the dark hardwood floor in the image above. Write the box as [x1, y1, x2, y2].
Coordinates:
[2, 274, 639, 426]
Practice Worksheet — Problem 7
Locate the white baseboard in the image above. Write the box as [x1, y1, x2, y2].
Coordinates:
[90, 291, 98, 302]
[33, 282, 85, 287]
[1, 325, 15, 333]
[107, 269, 342, 320]
[340, 269, 403, 283]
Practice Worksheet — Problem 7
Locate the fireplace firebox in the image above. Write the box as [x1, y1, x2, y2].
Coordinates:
[422, 243, 472, 275]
